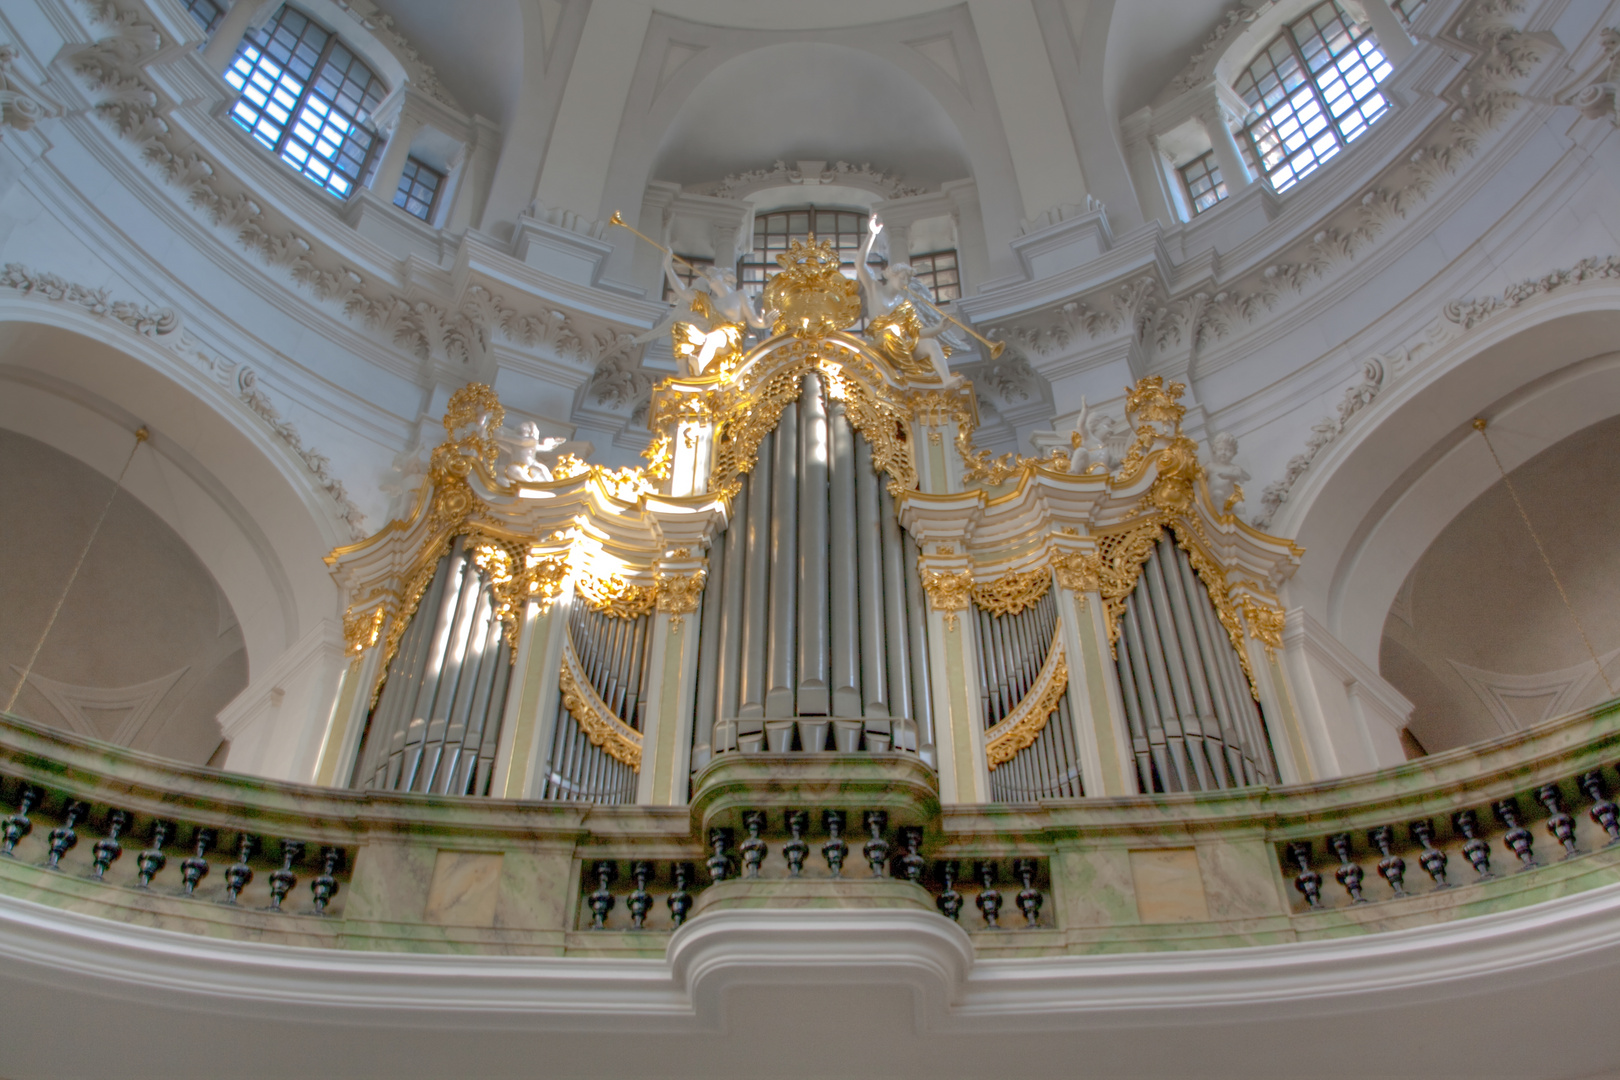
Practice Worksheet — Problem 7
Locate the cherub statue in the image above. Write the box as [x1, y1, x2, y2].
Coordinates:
[1206, 431, 1249, 513]
[637, 251, 768, 377]
[1067, 399, 1131, 474]
[857, 217, 962, 386]
[502, 420, 565, 484]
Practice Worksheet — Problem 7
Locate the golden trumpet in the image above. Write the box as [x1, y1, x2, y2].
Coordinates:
[916, 295, 1004, 359]
[608, 211, 700, 272]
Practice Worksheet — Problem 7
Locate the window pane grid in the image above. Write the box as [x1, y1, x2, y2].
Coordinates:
[224, 6, 386, 200]
[393, 156, 444, 221]
[739, 209, 873, 294]
[908, 250, 961, 304]
[661, 256, 714, 302]
[1235, 1, 1392, 193]
[1178, 150, 1229, 215]
[183, 0, 225, 33]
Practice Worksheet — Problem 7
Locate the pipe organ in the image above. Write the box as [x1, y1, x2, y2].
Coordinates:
[324, 236, 1305, 807]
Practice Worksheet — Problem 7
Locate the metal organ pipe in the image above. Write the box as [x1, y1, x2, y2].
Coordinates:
[855, 437, 888, 718]
[738, 430, 773, 726]
[797, 373, 831, 715]
[712, 481, 748, 753]
[828, 404, 861, 717]
[692, 539, 725, 768]
[878, 485, 912, 749]
[766, 402, 798, 718]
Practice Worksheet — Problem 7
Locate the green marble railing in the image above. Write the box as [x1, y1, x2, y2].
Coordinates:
[0, 702, 1617, 957]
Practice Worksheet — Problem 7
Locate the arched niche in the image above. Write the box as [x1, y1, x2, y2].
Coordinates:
[0, 316, 345, 779]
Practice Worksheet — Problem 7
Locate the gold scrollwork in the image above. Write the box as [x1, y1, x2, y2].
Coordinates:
[956, 426, 1070, 485]
[1092, 518, 1168, 650]
[919, 567, 973, 631]
[764, 237, 862, 337]
[655, 568, 707, 624]
[560, 638, 642, 770]
[1049, 548, 1101, 594]
[1240, 594, 1287, 654]
[472, 540, 570, 650]
[342, 601, 387, 660]
[1166, 518, 1259, 699]
[576, 568, 658, 620]
[984, 640, 1069, 769]
[971, 566, 1051, 617]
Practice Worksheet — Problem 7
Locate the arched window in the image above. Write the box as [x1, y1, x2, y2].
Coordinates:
[1234, 1, 1393, 192]
[224, 6, 387, 199]
[737, 208, 960, 303]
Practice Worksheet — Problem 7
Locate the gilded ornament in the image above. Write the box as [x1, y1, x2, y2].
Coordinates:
[1240, 594, 1287, 653]
[919, 567, 973, 631]
[576, 568, 658, 619]
[971, 566, 1051, 617]
[985, 643, 1069, 769]
[1049, 548, 1101, 594]
[560, 638, 642, 770]
[763, 237, 862, 336]
[656, 567, 707, 623]
[342, 603, 386, 660]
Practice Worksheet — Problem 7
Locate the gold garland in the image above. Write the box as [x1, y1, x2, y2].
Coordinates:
[559, 636, 642, 770]
[575, 568, 658, 619]
[1240, 594, 1287, 653]
[984, 640, 1068, 769]
[971, 566, 1051, 616]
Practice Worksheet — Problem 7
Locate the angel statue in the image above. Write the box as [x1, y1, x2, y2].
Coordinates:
[502, 420, 565, 484]
[636, 250, 769, 378]
[857, 217, 964, 386]
[1205, 431, 1249, 514]
[1067, 398, 1131, 475]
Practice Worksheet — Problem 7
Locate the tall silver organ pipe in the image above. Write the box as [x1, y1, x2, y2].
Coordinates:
[976, 586, 1083, 800]
[352, 536, 512, 795]
[692, 374, 926, 765]
[1114, 531, 1276, 793]
[538, 602, 653, 803]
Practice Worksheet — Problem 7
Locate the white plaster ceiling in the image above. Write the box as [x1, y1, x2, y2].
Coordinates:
[651, 41, 972, 188]
[371, 0, 526, 125]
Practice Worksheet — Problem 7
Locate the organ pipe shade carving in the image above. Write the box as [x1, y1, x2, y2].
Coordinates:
[977, 586, 1084, 800]
[351, 537, 512, 795]
[540, 603, 654, 802]
[1114, 532, 1277, 793]
[694, 374, 930, 763]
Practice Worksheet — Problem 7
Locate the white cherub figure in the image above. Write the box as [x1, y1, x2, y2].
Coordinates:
[1067, 399, 1130, 474]
[857, 217, 962, 386]
[638, 252, 769, 377]
[1206, 431, 1249, 513]
[505, 421, 565, 484]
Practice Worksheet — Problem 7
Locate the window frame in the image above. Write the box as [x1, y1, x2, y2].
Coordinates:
[393, 155, 446, 223]
[906, 249, 962, 305]
[182, 0, 225, 33]
[1176, 149, 1229, 216]
[737, 207, 878, 296]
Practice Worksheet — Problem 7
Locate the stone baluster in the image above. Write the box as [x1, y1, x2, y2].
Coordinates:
[627, 861, 654, 928]
[1326, 833, 1366, 903]
[134, 820, 174, 887]
[821, 810, 848, 877]
[1409, 819, 1450, 889]
[668, 862, 695, 926]
[895, 827, 925, 884]
[1492, 799, 1537, 870]
[1014, 858, 1043, 927]
[862, 811, 889, 877]
[1452, 810, 1494, 880]
[1535, 784, 1580, 858]
[740, 811, 768, 878]
[1285, 841, 1322, 908]
[974, 861, 1003, 928]
[783, 811, 808, 877]
[1579, 771, 1620, 845]
[310, 847, 343, 914]
[268, 840, 303, 911]
[223, 834, 257, 904]
[936, 860, 963, 921]
[46, 801, 88, 870]
[92, 809, 128, 879]
[180, 827, 217, 895]
[587, 860, 617, 929]
[1, 785, 39, 856]
[706, 828, 734, 883]
[1367, 826, 1407, 898]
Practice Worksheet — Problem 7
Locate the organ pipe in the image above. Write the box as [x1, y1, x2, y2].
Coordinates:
[766, 404, 798, 718]
[797, 373, 831, 715]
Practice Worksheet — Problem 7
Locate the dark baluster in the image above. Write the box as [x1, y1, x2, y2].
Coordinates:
[974, 861, 1002, 928]
[1452, 810, 1494, 880]
[180, 827, 217, 895]
[739, 811, 768, 878]
[1493, 799, 1537, 871]
[627, 861, 653, 929]
[46, 801, 88, 870]
[706, 828, 734, 883]
[667, 862, 694, 927]
[1014, 858, 1043, 928]
[1, 786, 39, 857]
[821, 810, 848, 877]
[134, 820, 174, 888]
[92, 810, 128, 879]
[310, 847, 343, 914]
[1367, 826, 1407, 898]
[1535, 785, 1580, 858]
[223, 834, 257, 904]
[782, 811, 808, 878]
[1409, 819, 1450, 890]
[862, 811, 889, 877]
[936, 860, 963, 921]
[1285, 841, 1322, 908]
[895, 827, 925, 885]
[1327, 833, 1366, 903]
[587, 860, 617, 929]
[1579, 772, 1620, 846]
[268, 840, 303, 911]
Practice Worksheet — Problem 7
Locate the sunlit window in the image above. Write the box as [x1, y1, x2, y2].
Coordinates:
[393, 156, 443, 222]
[224, 6, 387, 200]
[1178, 150, 1229, 215]
[738, 209, 874, 295]
[182, 0, 224, 33]
[1233, 1, 1393, 192]
[908, 250, 961, 303]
